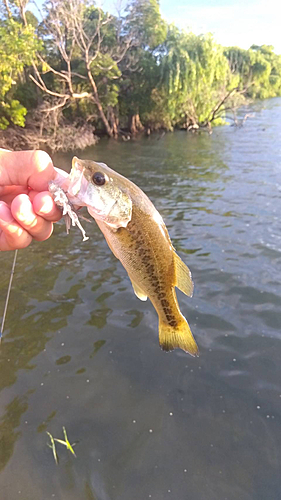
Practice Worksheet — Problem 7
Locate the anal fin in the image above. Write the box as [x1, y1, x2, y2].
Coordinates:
[174, 252, 194, 297]
[129, 277, 147, 301]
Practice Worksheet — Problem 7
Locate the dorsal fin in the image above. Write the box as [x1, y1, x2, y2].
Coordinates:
[174, 252, 194, 297]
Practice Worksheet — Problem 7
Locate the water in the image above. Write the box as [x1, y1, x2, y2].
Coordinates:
[1, 98, 281, 500]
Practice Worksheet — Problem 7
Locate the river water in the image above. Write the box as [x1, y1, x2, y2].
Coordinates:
[1, 98, 281, 500]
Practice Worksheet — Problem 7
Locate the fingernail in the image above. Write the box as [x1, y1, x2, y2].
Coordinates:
[37, 196, 54, 215]
[0, 203, 14, 224]
[15, 197, 33, 223]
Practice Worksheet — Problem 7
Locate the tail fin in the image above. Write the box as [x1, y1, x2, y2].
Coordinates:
[159, 316, 199, 356]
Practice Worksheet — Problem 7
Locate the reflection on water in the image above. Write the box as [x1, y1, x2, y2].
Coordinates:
[1, 98, 281, 499]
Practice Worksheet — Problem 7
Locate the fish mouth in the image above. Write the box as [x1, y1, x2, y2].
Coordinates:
[67, 157, 89, 203]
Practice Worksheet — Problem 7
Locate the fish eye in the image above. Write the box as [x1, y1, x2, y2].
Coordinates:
[92, 171, 106, 186]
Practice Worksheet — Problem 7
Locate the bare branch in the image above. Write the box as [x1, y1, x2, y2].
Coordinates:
[37, 55, 69, 82]
[61, 70, 87, 80]
[30, 72, 69, 98]
[41, 96, 69, 113]
[3, 0, 12, 18]
[24, 0, 130, 138]
[206, 87, 238, 124]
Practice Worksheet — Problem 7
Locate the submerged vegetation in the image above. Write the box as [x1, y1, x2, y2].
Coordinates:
[46, 427, 77, 464]
[0, 0, 281, 151]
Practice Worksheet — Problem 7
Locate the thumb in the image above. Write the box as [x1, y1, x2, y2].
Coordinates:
[0, 150, 56, 192]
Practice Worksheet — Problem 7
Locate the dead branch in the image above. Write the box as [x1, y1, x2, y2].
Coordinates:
[26, 0, 131, 137]
[205, 87, 239, 125]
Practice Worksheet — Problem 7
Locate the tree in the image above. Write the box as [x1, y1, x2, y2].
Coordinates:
[21, 0, 134, 138]
[0, 14, 40, 129]
[143, 29, 239, 130]
[118, 0, 167, 134]
[1, 0, 281, 149]
[224, 45, 281, 100]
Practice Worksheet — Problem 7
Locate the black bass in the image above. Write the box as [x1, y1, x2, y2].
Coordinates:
[67, 157, 198, 356]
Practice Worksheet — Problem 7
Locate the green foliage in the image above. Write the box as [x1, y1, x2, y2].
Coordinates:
[224, 44, 281, 100]
[91, 54, 121, 108]
[118, 0, 167, 128]
[142, 87, 174, 130]
[13, 81, 38, 110]
[144, 29, 234, 129]
[0, 17, 40, 128]
[0, 99, 27, 129]
[1, 0, 281, 141]
[125, 0, 167, 49]
[183, 33, 232, 126]
[119, 50, 160, 124]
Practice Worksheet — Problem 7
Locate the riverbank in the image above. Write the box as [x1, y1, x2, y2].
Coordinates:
[0, 108, 247, 153]
[0, 120, 100, 153]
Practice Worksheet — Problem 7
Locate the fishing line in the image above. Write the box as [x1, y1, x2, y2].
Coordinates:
[0, 249, 18, 341]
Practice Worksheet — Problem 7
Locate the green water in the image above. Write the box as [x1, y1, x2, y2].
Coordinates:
[1, 98, 281, 500]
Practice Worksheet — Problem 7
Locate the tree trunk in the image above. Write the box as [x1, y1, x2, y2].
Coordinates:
[86, 61, 114, 138]
[108, 106, 119, 138]
[129, 113, 144, 135]
[94, 97, 114, 137]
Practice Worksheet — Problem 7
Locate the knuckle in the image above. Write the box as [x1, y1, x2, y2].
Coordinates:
[7, 233, 31, 250]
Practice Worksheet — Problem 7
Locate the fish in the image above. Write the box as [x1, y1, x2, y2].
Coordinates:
[66, 156, 199, 356]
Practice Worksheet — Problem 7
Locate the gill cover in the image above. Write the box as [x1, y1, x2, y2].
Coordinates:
[68, 157, 132, 229]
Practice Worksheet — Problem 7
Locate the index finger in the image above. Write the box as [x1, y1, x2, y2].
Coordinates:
[0, 150, 55, 192]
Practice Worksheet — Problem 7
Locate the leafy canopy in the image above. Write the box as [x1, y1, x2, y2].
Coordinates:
[0, 18, 40, 129]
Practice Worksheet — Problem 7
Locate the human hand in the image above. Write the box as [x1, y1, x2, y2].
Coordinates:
[0, 149, 64, 251]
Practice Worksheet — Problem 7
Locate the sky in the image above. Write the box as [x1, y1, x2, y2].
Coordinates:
[102, 0, 280, 53]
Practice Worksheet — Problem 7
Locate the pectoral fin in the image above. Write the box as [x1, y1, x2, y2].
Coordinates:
[129, 277, 147, 301]
[174, 252, 194, 297]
